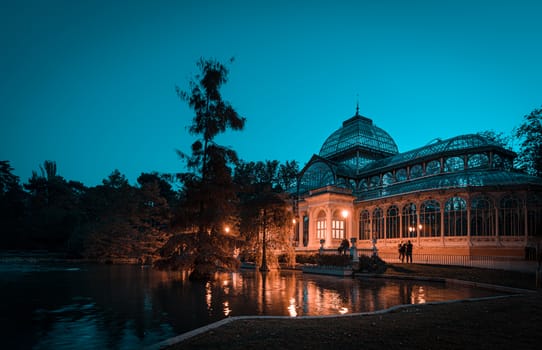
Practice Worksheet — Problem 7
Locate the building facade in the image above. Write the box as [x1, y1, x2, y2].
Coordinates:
[295, 108, 542, 260]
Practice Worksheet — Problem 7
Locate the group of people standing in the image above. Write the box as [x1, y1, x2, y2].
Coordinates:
[398, 240, 413, 263]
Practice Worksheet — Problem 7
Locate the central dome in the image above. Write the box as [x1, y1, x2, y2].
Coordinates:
[319, 112, 398, 167]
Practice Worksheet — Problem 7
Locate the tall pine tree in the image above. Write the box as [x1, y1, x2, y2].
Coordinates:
[174, 58, 246, 280]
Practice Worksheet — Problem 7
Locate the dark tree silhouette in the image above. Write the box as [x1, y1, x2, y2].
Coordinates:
[515, 106, 542, 177]
[0, 161, 27, 248]
[171, 57, 246, 280]
[82, 170, 173, 263]
[23, 161, 86, 250]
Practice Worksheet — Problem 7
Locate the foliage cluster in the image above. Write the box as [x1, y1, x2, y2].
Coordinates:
[294, 253, 319, 265]
[316, 254, 352, 267]
[0, 161, 176, 262]
[356, 255, 388, 273]
[514, 107, 542, 177]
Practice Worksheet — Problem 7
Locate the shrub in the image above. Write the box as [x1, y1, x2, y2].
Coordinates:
[295, 253, 319, 264]
[317, 254, 351, 267]
[356, 255, 387, 273]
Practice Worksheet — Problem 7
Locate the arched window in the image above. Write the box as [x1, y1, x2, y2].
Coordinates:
[372, 208, 384, 239]
[444, 157, 465, 173]
[471, 196, 494, 236]
[293, 220, 300, 246]
[499, 195, 523, 236]
[492, 154, 503, 169]
[359, 210, 370, 240]
[370, 175, 380, 187]
[426, 160, 441, 175]
[402, 203, 418, 238]
[303, 215, 309, 247]
[503, 157, 513, 171]
[468, 154, 489, 169]
[382, 172, 395, 186]
[336, 177, 348, 188]
[420, 200, 441, 237]
[527, 194, 542, 237]
[331, 210, 346, 240]
[396, 168, 407, 182]
[410, 165, 423, 179]
[299, 162, 334, 193]
[358, 179, 368, 191]
[349, 179, 357, 190]
[316, 210, 327, 240]
[444, 197, 467, 236]
[386, 205, 400, 239]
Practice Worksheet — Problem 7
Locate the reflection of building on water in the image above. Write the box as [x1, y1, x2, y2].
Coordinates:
[198, 271, 495, 320]
[418, 286, 426, 304]
[205, 281, 212, 312]
[222, 301, 231, 316]
[288, 298, 297, 317]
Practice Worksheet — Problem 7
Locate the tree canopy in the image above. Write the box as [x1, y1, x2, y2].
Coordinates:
[171, 57, 246, 280]
[515, 106, 542, 177]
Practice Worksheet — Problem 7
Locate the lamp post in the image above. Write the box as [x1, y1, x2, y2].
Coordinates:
[260, 209, 269, 272]
[292, 218, 297, 247]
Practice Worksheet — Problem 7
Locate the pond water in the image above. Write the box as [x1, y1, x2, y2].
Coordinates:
[0, 262, 504, 349]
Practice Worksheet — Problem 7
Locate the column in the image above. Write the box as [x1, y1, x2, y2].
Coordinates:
[326, 209, 332, 248]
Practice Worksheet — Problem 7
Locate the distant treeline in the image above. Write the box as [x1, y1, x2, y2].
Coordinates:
[0, 159, 298, 263]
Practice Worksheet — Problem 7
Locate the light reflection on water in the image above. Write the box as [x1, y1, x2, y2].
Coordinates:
[0, 263, 504, 349]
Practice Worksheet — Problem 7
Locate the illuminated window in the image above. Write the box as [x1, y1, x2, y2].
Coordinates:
[316, 211, 326, 240]
[444, 197, 467, 236]
[331, 220, 345, 239]
[372, 208, 384, 239]
[471, 196, 494, 236]
[386, 205, 399, 238]
[359, 210, 370, 240]
[402, 203, 417, 238]
[499, 195, 523, 236]
[420, 200, 440, 237]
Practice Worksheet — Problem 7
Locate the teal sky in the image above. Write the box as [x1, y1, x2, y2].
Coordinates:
[1, 0, 541, 186]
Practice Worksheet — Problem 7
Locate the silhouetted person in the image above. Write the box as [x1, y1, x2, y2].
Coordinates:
[339, 238, 350, 255]
[398, 242, 406, 263]
[406, 240, 413, 263]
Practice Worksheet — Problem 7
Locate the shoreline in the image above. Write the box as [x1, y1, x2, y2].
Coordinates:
[153, 264, 540, 350]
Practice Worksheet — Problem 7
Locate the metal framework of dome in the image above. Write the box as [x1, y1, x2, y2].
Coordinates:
[319, 111, 398, 161]
[299, 111, 534, 198]
[359, 133, 516, 174]
[357, 169, 542, 201]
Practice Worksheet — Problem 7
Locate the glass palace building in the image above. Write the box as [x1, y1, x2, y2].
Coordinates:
[295, 108, 542, 260]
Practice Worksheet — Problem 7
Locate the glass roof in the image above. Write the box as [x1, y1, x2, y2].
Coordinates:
[358, 134, 513, 174]
[319, 114, 398, 159]
[356, 169, 542, 201]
